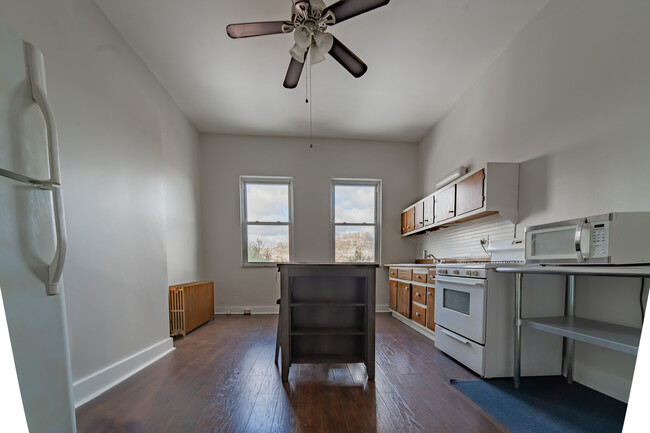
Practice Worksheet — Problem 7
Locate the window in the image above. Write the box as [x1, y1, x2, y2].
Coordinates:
[331, 179, 381, 263]
[240, 176, 293, 265]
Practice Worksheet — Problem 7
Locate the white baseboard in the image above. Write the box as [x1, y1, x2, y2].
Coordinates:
[574, 361, 632, 403]
[214, 305, 279, 315]
[215, 304, 391, 315]
[73, 338, 174, 408]
[391, 311, 436, 342]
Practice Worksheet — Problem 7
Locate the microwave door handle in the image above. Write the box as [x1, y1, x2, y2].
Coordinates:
[575, 218, 586, 263]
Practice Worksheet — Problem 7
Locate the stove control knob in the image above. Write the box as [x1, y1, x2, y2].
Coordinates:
[472, 271, 479, 276]
[440, 270, 447, 275]
[465, 270, 471, 276]
[452, 270, 460, 275]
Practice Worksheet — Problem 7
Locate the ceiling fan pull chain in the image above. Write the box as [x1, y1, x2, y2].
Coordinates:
[309, 53, 313, 149]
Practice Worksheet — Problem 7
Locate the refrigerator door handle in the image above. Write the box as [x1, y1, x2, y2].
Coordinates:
[26, 43, 67, 296]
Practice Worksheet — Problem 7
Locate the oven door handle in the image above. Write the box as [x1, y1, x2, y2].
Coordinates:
[435, 276, 484, 287]
[439, 327, 471, 345]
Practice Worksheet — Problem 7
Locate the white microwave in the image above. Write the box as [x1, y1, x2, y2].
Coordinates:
[525, 212, 650, 264]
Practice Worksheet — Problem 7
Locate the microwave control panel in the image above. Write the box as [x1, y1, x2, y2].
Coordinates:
[590, 221, 609, 257]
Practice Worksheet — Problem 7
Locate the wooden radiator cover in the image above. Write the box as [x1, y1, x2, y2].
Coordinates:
[169, 281, 214, 337]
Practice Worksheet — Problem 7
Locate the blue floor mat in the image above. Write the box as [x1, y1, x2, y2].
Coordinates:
[451, 376, 627, 433]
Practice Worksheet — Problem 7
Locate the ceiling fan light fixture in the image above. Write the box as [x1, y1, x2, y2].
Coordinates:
[227, 0, 390, 86]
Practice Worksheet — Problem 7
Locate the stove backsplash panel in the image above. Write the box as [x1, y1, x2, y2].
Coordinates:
[415, 214, 515, 260]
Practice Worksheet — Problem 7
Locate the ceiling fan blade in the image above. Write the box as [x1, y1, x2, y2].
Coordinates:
[328, 37, 367, 78]
[283, 57, 305, 88]
[226, 21, 288, 39]
[324, 0, 390, 25]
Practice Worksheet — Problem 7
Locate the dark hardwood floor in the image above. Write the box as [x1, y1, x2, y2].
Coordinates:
[76, 313, 509, 433]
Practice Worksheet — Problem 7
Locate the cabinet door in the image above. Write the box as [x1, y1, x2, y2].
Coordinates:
[389, 280, 398, 311]
[414, 202, 424, 230]
[406, 207, 415, 233]
[426, 287, 436, 331]
[397, 282, 411, 318]
[400, 212, 407, 234]
[456, 169, 485, 216]
[435, 185, 456, 222]
[423, 195, 434, 226]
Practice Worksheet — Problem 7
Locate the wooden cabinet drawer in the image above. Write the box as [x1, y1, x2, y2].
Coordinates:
[397, 282, 411, 318]
[413, 272, 427, 284]
[397, 269, 412, 281]
[428, 269, 437, 281]
[389, 267, 398, 278]
[412, 284, 426, 305]
[412, 303, 426, 327]
[426, 288, 436, 331]
[389, 280, 398, 311]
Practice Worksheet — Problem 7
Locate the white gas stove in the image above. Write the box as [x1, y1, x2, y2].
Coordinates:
[433, 240, 563, 378]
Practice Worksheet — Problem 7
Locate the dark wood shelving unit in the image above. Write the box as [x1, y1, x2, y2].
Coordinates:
[278, 264, 377, 381]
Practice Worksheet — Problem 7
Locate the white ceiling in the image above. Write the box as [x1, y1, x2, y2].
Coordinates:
[94, 0, 548, 143]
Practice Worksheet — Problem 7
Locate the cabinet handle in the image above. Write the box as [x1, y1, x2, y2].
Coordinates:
[415, 292, 420, 296]
[415, 312, 420, 317]
[449, 210, 454, 213]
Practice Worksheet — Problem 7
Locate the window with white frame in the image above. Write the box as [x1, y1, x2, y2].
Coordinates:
[331, 179, 381, 263]
[240, 176, 293, 265]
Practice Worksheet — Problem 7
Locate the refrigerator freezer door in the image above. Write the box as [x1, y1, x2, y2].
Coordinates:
[0, 21, 49, 181]
[0, 19, 77, 433]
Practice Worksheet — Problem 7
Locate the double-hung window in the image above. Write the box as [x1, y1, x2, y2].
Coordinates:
[331, 179, 382, 263]
[240, 176, 293, 265]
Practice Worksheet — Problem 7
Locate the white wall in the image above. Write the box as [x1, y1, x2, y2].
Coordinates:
[416, 0, 650, 401]
[200, 134, 418, 313]
[0, 0, 202, 405]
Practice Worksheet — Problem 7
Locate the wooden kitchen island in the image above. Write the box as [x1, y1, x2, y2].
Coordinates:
[277, 263, 377, 381]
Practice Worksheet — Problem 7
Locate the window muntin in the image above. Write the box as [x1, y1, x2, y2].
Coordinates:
[241, 177, 293, 265]
[332, 180, 381, 263]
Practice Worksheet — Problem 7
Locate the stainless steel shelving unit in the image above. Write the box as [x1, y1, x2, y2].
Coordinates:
[496, 264, 650, 388]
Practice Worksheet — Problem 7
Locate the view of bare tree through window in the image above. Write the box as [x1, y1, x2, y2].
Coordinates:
[333, 182, 379, 263]
[334, 230, 374, 262]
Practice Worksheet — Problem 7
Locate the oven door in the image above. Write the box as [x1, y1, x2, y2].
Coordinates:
[434, 275, 487, 344]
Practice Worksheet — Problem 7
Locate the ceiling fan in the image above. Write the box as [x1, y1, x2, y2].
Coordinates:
[226, 0, 390, 88]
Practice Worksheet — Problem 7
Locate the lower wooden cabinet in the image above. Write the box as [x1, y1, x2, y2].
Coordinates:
[397, 281, 411, 318]
[412, 284, 426, 304]
[389, 280, 398, 311]
[412, 303, 426, 327]
[388, 265, 436, 338]
[426, 287, 436, 331]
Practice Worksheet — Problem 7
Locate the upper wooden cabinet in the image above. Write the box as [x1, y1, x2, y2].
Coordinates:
[414, 201, 424, 230]
[400, 212, 407, 234]
[434, 184, 456, 223]
[456, 169, 485, 216]
[423, 195, 434, 226]
[406, 207, 415, 233]
[400, 163, 519, 236]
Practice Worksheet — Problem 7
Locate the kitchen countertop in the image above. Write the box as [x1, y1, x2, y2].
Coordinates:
[384, 263, 438, 267]
[496, 264, 650, 277]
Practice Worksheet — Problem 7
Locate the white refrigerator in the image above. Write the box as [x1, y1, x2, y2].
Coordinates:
[0, 19, 77, 433]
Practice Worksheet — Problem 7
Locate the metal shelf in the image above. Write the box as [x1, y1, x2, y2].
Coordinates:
[523, 316, 640, 356]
